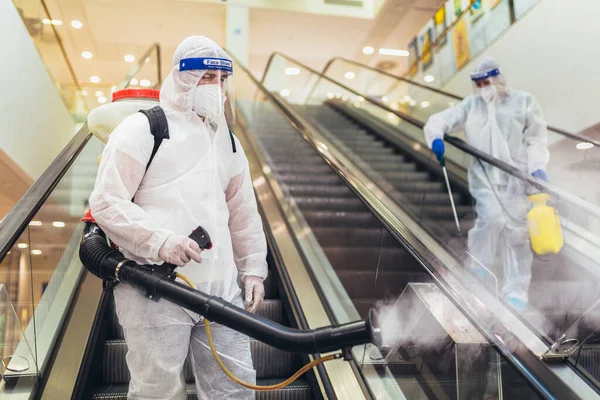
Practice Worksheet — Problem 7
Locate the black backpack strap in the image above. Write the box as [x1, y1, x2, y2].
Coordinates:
[229, 130, 237, 153]
[139, 105, 170, 172]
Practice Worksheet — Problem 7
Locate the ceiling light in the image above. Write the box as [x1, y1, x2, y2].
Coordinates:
[327, 92, 334, 99]
[90, 76, 100, 83]
[52, 221, 65, 228]
[421, 101, 430, 108]
[424, 75, 435, 83]
[381, 96, 389, 103]
[344, 71, 356, 80]
[409, 100, 417, 106]
[413, 142, 422, 151]
[124, 54, 135, 63]
[140, 79, 151, 87]
[111, 85, 117, 92]
[97, 96, 107, 103]
[363, 46, 374, 55]
[29, 221, 42, 226]
[357, 96, 364, 102]
[51, 20, 63, 26]
[31, 250, 42, 255]
[391, 102, 399, 110]
[95, 91, 103, 97]
[576, 142, 594, 150]
[284, 67, 300, 76]
[448, 101, 456, 107]
[342, 95, 348, 101]
[404, 95, 412, 102]
[280, 89, 290, 97]
[379, 48, 409, 57]
[17, 243, 28, 249]
[71, 20, 83, 29]
[42, 19, 51, 25]
[81, 51, 93, 59]
[80, 90, 88, 96]
[387, 113, 396, 120]
[145, 57, 151, 64]
[335, 93, 342, 99]
[130, 78, 139, 86]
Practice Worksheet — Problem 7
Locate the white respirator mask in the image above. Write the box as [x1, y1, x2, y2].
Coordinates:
[191, 84, 224, 121]
[480, 85, 498, 103]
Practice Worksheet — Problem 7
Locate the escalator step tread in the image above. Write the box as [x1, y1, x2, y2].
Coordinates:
[101, 338, 300, 383]
[91, 379, 312, 399]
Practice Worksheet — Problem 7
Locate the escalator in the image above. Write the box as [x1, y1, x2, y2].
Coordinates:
[260, 52, 600, 394]
[0, 44, 597, 400]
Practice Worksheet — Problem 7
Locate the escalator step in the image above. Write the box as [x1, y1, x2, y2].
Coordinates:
[107, 299, 283, 340]
[390, 181, 444, 193]
[294, 197, 366, 212]
[312, 228, 399, 248]
[336, 270, 429, 299]
[420, 205, 472, 220]
[378, 170, 430, 181]
[91, 379, 312, 400]
[101, 339, 300, 383]
[302, 211, 380, 228]
[322, 247, 416, 271]
[278, 174, 342, 185]
[270, 164, 332, 174]
[289, 184, 353, 198]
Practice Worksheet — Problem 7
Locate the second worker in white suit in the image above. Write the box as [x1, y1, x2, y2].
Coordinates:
[424, 57, 550, 312]
[89, 36, 267, 399]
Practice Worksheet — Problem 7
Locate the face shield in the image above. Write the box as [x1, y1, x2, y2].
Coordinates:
[470, 67, 505, 103]
[179, 57, 235, 124]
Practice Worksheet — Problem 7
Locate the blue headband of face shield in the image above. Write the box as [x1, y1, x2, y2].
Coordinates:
[179, 57, 233, 74]
[470, 67, 500, 82]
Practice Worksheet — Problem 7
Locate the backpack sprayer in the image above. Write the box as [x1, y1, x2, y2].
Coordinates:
[79, 222, 381, 391]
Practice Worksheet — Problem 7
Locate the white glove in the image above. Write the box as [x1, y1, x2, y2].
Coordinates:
[243, 276, 265, 314]
[158, 234, 203, 267]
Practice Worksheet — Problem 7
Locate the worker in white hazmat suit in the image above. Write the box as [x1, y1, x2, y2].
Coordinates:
[424, 57, 549, 312]
[89, 36, 267, 399]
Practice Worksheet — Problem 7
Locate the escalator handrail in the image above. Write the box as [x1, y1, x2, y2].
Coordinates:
[117, 42, 163, 91]
[0, 125, 91, 262]
[321, 56, 600, 147]
[241, 53, 579, 400]
[321, 56, 462, 100]
[263, 52, 600, 219]
[0, 42, 163, 263]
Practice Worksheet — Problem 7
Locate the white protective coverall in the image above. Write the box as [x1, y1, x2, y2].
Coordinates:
[424, 57, 549, 306]
[89, 36, 267, 399]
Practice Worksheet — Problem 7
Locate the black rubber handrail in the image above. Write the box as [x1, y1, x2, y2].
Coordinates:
[320, 56, 600, 147]
[0, 126, 92, 262]
[262, 52, 600, 218]
[243, 52, 581, 400]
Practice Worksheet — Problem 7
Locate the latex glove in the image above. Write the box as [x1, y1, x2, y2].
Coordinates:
[431, 138, 445, 162]
[532, 169, 548, 182]
[244, 276, 265, 314]
[158, 234, 203, 267]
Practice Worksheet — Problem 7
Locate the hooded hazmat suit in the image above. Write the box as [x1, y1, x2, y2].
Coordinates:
[89, 36, 267, 399]
[424, 57, 549, 308]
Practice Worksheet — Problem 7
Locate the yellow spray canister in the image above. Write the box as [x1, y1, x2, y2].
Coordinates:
[527, 193, 564, 256]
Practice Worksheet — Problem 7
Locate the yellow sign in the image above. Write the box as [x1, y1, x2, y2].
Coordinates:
[452, 19, 470, 70]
